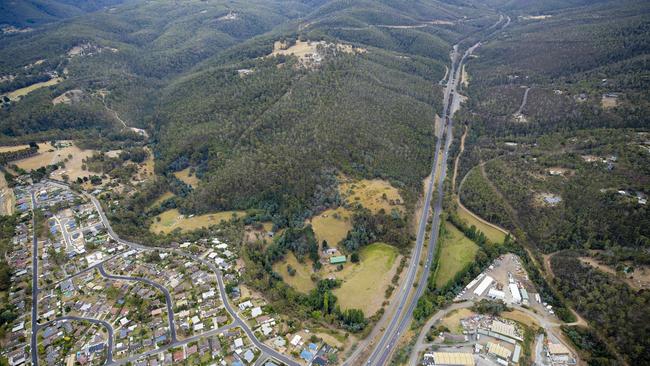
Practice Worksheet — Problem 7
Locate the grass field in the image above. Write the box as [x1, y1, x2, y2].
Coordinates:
[333, 242, 399, 316]
[13, 142, 96, 181]
[272, 252, 315, 293]
[440, 308, 475, 334]
[339, 178, 404, 214]
[435, 222, 479, 288]
[0, 145, 29, 153]
[309, 207, 352, 248]
[148, 192, 175, 208]
[457, 203, 507, 244]
[7, 77, 63, 101]
[174, 167, 199, 187]
[150, 208, 245, 234]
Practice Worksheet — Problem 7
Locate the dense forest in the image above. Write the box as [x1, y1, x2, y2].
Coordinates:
[551, 252, 649, 365]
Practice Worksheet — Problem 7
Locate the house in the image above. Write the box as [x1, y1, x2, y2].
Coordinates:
[243, 349, 255, 363]
[300, 349, 314, 361]
[251, 307, 262, 318]
[290, 334, 302, 346]
[329, 256, 346, 265]
[238, 301, 253, 310]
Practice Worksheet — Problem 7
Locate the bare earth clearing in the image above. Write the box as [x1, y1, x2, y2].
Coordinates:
[579, 257, 650, 290]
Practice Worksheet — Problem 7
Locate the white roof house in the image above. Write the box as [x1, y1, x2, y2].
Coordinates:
[290, 335, 301, 346]
[251, 307, 263, 318]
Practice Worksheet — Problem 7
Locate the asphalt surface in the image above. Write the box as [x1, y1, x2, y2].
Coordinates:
[97, 264, 178, 343]
[30, 191, 39, 366]
[367, 40, 484, 366]
[40, 316, 115, 363]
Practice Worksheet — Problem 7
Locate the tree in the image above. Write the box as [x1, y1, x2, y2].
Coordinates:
[350, 252, 360, 263]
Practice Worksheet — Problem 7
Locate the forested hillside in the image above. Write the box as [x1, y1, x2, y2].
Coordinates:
[0, 0, 127, 27]
[452, 0, 650, 362]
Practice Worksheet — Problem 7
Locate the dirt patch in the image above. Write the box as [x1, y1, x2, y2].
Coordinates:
[533, 192, 562, 207]
[52, 89, 83, 105]
[579, 257, 650, 290]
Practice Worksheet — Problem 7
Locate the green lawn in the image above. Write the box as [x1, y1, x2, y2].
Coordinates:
[457, 203, 507, 244]
[435, 221, 479, 288]
[272, 252, 315, 293]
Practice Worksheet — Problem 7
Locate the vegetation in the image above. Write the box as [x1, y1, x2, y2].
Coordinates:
[551, 252, 650, 365]
[434, 222, 478, 288]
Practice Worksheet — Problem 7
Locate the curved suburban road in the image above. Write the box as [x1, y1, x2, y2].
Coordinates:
[83, 191, 300, 366]
[97, 263, 178, 343]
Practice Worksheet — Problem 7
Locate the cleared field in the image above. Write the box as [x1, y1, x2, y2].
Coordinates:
[435, 222, 478, 288]
[7, 77, 63, 101]
[333, 242, 399, 316]
[148, 192, 175, 208]
[271, 40, 319, 59]
[272, 252, 315, 293]
[174, 167, 199, 187]
[440, 308, 475, 334]
[309, 207, 352, 248]
[150, 208, 245, 234]
[0, 173, 15, 215]
[339, 178, 404, 214]
[14, 142, 96, 181]
[0, 145, 29, 153]
[49, 145, 96, 181]
[457, 203, 507, 244]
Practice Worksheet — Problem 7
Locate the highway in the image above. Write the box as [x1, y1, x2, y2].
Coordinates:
[97, 264, 178, 343]
[29, 191, 39, 366]
[366, 40, 482, 366]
